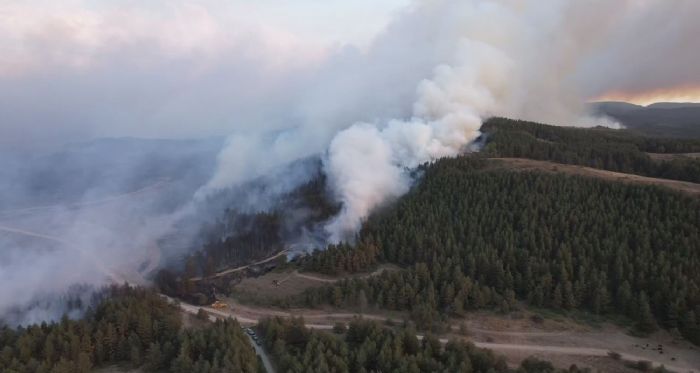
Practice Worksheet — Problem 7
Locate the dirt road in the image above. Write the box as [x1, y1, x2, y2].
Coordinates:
[292, 266, 393, 283]
[245, 333, 275, 373]
[492, 157, 700, 196]
[190, 250, 288, 282]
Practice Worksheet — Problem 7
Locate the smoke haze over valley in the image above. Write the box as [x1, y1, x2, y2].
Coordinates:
[2, 0, 700, 326]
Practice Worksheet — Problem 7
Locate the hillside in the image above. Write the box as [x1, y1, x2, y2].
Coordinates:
[300, 156, 700, 336]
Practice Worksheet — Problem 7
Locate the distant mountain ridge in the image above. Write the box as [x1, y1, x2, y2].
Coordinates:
[589, 101, 700, 138]
[646, 102, 700, 110]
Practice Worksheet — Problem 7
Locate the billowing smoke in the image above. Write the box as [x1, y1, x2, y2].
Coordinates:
[2, 0, 700, 324]
[322, 40, 506, 241]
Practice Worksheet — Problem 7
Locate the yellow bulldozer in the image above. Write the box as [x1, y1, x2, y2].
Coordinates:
[211, 300, 228, 310]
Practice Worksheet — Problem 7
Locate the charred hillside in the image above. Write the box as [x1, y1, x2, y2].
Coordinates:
[155, 159, 340, 302]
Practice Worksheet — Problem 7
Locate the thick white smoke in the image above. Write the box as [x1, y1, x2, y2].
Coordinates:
[323, 40, 509, 241]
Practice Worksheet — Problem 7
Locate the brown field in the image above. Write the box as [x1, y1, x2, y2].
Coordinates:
[647, 152, 700, 161]
[489, 158, 700, 196]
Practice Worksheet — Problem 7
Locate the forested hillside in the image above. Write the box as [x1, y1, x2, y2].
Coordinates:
[258, 317, 587, 373]
[481, 118, 700, 182]
[299, 158, 700, 343]
[0, 286, 261, 373]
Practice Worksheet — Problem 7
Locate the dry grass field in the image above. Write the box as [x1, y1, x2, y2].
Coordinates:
[490, 158, 700, 196]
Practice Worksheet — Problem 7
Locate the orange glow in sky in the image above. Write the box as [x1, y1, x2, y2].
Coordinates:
[595, 86, 700, 106]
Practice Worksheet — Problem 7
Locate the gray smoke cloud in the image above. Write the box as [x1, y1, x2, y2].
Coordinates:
[0, 139, 222, 325]
[2, 0, 700, 324]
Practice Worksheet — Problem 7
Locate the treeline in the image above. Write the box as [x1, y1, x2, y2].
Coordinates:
[258, 317, 589, 373]
[481, 118, 700, 182]
[0, 286, 261, 373]
[299, 158, 700, 343]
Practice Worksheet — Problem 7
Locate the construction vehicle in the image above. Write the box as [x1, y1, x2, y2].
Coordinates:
[211, 300, 229, 309]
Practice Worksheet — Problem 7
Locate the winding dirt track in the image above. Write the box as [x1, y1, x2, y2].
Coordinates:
[291, 267, 392, 283]
[189, 250, 289, 282]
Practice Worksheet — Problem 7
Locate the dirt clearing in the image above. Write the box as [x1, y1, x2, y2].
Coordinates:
[232, 265, 399, 301]
[233, 270, 329, 300]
